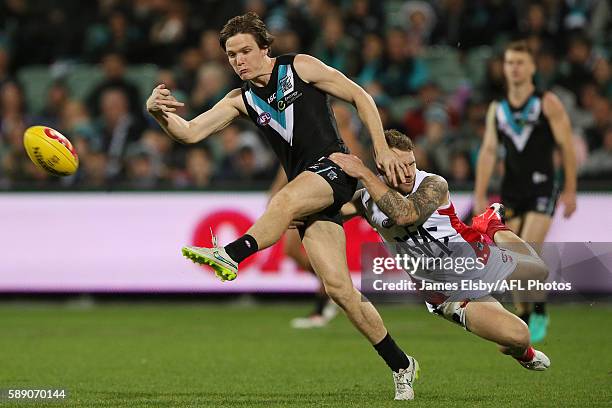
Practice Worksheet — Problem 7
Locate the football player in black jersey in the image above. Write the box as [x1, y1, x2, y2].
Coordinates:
[147, 12, 417, 400]
[474, 40, 577, 342]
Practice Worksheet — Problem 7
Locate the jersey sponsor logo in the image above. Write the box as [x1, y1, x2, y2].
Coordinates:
[257, 112, 271, 126]
[267, 93, 276, 104]
[278, 90, 303, 112]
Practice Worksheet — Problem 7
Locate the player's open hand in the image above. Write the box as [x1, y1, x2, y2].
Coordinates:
[329, 153, 367, 179]
[146, 84, 184, 114]
[559, 189, 577, 218]
[375, 148, 407, 187]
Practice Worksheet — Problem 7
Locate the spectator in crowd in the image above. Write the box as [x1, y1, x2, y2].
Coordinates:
[86, 52, 142, 118]
[451, 96, 488, 167]
[519, 2, 556, 49]
[149, 0, 188, 67]
[189, 62, 231, 114]
[584, 95, 612, 152]
[593, 57, 612, 100]
[0, 80, 29, 144]
[311, 13, 357, 74]
[355, 33, 385, 88]
[0, 46, 10, 85]
[79, 150, 109, 189]
[343, 0, 385, 43]
[3, 1, 612, 191]
[331, 101, 367, 161]
[403, 81, 443, 141]
[60, 100, 100, 152]
[175, 47, 203, 94]
[94, 88, 145, 179]
[215, 122, 273, 183]
[140, 128, 174, 179]
[199, 30, 227, 64]
[123, 143, 161, 189]
[482, 55, 506, 102]
[181, 146, 214, 188]
[84, 7, 145, 63]
[269, 28, 301, 55]
[376, 27, 428, 97]
[415, 103, 452, 176]
[558, 32, 599, 101]
[38, 80, 71, 129]
[448, 150, 473, 185]
[580, 126, 612, 179]
[401, 1, 437, 47]
[535, 47, 559, 90]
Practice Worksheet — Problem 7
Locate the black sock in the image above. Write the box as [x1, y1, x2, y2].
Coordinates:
[519, 312, 531, 324]
[313, 293, 328, 316]
[373, 333, 410, 372]
[534, 302, 546, 315]
[224, 234, 258, 264]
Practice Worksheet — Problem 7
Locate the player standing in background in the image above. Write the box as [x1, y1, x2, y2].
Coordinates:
[473, 41, 577, 342]
[332, 130, 551, 371]
[146, 12, 418, 400]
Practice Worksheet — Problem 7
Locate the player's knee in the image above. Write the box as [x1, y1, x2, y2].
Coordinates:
[506, 321, 530, 350]
[268, 190, 299, 216]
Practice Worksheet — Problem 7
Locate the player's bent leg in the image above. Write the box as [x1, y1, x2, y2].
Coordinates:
[464, 297, 530, 355]
[285, 228, 337, 329]
[247, 171, 334, 250]
[472, 204, 549, 320]
[182, 172, 334, 281]
[465, 298, 550, 371]
[301, 220, 418, 400]
[301, 220, 386, 342]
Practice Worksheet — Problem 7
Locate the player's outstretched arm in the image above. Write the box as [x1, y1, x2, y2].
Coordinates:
[330, 153, 448, 226]
[146, 85, 245, 144]
[543, 92, 577, 218]
[473, 101, 499, 214]
[293, 54, 408, 187]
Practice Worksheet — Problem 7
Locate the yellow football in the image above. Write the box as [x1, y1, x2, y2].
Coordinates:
[23, 126, 79, 176]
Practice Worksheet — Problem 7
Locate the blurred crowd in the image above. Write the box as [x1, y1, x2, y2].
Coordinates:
[0, 0, 610, 190]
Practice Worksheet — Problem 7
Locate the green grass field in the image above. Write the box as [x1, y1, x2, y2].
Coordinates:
[1, 302, 610, 407]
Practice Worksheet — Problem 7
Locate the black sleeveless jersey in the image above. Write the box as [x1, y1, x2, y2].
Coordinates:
[240, 54, 348, 180]
[494, 91, 558, 199]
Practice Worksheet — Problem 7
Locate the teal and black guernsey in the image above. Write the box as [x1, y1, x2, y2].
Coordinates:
[241, 54, 348, 180]
[494, 91, 557, 200]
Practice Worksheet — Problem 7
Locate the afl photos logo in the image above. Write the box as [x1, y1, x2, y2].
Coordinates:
[257, 112, 271, 126]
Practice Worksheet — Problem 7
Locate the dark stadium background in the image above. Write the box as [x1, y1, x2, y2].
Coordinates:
[0, 1, 611, 407]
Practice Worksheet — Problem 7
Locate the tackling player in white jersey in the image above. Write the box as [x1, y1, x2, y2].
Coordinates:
[329, 129, 551, 371]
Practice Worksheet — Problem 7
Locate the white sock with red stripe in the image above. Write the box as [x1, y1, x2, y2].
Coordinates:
[514, 346, 536, 362]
